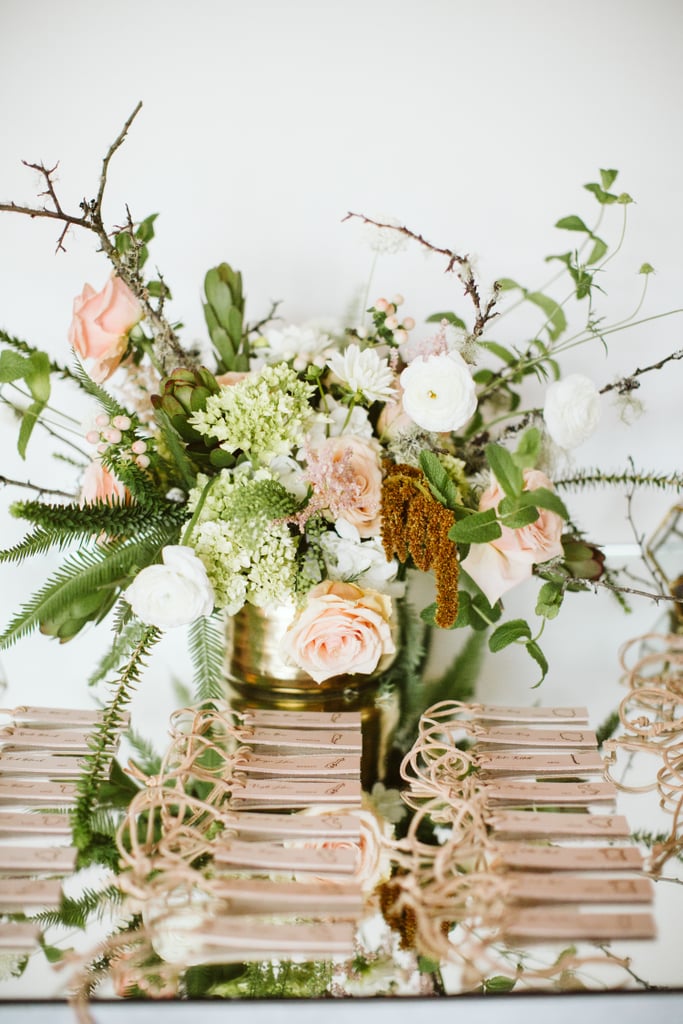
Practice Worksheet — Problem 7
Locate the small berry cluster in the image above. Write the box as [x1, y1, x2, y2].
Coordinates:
[366, 295, 415, 346]
[85, 414, 150, 469]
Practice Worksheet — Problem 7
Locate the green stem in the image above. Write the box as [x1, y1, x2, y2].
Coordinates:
[181, 474, 219, 544]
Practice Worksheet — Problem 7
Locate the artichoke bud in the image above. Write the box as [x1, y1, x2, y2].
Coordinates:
[151, 366, 220, 442]
[562, 537, 606, 581]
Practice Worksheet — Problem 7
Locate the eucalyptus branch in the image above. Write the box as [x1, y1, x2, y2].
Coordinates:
[343, 212, 499, 339]
[0, 474, 76, 499]
[1, 103, 192, 375]
[600, 347, 683, 395]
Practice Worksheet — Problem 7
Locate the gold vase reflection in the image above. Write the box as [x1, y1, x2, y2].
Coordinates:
[224, 603, 400, 790]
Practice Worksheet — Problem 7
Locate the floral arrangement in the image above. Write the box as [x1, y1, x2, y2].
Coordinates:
[2, 105, 683, 1002]
[2, 107, 682, 708]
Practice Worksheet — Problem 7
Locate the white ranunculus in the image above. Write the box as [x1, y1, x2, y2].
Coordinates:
[543, 373, 601, 449]
[320, 519, 401, 593]
[400, 351, 477, 432]
[124, 545, 215, 628]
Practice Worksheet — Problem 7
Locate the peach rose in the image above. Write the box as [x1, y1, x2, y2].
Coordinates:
[461, 468, 564, 605]
[79, 459, 129, 505]
[281, 580, 395, 684]
[68, 275, 142, 382]
[313, 435, 383, 538]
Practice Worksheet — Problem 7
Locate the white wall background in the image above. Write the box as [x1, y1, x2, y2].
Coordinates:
[1, 0, 682, 995]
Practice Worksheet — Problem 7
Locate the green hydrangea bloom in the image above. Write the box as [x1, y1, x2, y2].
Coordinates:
[189, 363, 315, 465]
[186, 465, 300, 613]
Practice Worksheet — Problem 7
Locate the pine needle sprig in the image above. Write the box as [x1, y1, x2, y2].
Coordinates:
[0, 531, 175, 649]
[3, 498, 185, 558]
[555, 468, 683, 492]
[72, 624, 161, 861]
[188, 611, 227, 702]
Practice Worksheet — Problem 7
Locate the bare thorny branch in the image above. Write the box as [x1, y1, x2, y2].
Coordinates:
[600, 348, 683, 395]
[0, 101, 192, 376]
[343, 212, 500, 340]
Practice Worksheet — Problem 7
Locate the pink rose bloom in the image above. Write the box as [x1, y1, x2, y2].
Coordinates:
[376, 385, 412, 439]
[310, 435, 383, 538]
[461, 468, 564, 605]
[281, 580, 395, 684]
[79, 459, 129, 505]
[215, 370, 250, 387]
[68, 275, 142, 382]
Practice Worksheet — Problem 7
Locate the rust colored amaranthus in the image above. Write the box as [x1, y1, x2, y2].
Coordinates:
[381, 462, 459, 628]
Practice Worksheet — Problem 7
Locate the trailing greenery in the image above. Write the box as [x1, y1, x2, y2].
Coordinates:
[189, 611, 227, 701]
[72, 625, 160, 866]
[87, 616, 151, 688]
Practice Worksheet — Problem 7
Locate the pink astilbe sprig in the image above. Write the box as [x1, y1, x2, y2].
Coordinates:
[288, 442, 363, 531]
[399, 320, 450, 364]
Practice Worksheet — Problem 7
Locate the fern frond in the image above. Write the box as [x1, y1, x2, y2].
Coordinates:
[31, 883, 122, 930]
[70, 359, 135, 421]
[87, 618, 150, 688]
[73, 625, 161, 861]
[125, 726, 162, 777]
[556, 468, 683, 492]
[0, 531, 175, 649]
[189, 612, 227, 702]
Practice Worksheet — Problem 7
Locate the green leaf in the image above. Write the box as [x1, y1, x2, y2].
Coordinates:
[600, 168, 618, 190]
[584, 182, 618, 205]
[489, 618, 532, 652]
[555, 215, 589, 232]
[418, 956, 442, 974]
[639, 262, 655, 275]
[115, 231, 134, 254]
[425, 311, 467, 330]
[514, 427, 541, 469]
[485, 442, 523, 497]
[135, 213, 158, 243]
[482, 975, 516, 993]
[526, 638, 549, 686]
[146, 279, 172, 299]
[17, 399, 45, 459]
[535, 580, 565, 620]
[25, 351, 51, 404]
[0, 349, 30, 382]
[496, 277, 520, 292]
[617, 192, 633, 205]
[478, 340, 518, 366]
[520, 486, 569, 520]
[419, 450, 458, 509]
[498, 499, 540, 530]
[586, 236, 608, 265]
[525, 291, 567, 341]
[449, 508, 501, 545]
